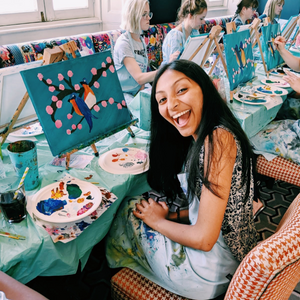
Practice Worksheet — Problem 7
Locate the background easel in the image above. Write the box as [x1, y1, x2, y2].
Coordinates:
[192, 25, 228, 77]
[225, 21, 258, 101]
[287, 16, 300, 50]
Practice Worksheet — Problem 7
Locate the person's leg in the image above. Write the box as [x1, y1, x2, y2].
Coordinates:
[0, 271, 48, 300]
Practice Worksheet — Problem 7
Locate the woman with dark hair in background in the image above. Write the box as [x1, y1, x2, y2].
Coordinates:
[106, 60, 258, 299]
[232, 0, 259, 27]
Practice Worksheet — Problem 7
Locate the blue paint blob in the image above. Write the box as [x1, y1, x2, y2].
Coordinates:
[36, 199, 67, 216]
[76, 220, 90, 231]
[66, 184, 82, 199]
[122, 148, 129, 152]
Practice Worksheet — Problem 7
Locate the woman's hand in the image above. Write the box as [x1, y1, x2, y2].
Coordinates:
[274, 36, 286, 52]
[133, 198, 169, 229]
[283, 70, 300, 93]
[169, 50, 181, 63]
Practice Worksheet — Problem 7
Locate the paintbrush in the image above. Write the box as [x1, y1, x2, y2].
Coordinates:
[0, 231, 26, 240]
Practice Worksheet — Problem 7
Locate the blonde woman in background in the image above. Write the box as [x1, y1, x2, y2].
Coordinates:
[263, 0, 284, 24]
[113, 0, 157, 104]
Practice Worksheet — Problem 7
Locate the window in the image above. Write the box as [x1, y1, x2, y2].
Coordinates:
[206, 0, 228, 8]
[0, 0, 94, 26]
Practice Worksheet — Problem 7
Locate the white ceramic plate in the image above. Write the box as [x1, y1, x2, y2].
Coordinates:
[254, 84, 288, 96]
[261, 77, 290, 88]
[233, 93, 268, 105]
[99, 147, 149, 175]
[10, 122, 43, 137]
[32, 178, 102, 223]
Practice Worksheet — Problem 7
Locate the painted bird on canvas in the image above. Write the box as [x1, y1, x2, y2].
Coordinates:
[268, 33, 276, 57]
[80, 78, 97, 109]
[233, 41, 247, 73]
[68, 93, 98, 133]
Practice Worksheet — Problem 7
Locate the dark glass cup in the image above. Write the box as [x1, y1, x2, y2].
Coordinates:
[0, 184, 27, 223]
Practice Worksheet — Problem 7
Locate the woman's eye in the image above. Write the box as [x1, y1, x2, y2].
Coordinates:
[178, 88, 187, 94]
[158, 97, 166, 104]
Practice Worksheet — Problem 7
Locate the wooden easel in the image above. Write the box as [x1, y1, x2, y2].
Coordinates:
[188, 25, 228, 77]
[287, 17, 300, 50]
[0, 42, 135, 169]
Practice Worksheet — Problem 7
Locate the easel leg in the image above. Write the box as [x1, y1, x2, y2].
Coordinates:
[90, 143, 99, 157]
[127, 126, 135, 138]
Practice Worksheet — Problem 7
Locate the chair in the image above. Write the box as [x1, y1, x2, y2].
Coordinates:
[224, 192, 300, 300]
[111, 193, 300, 300]
[256, 155, 300, 188]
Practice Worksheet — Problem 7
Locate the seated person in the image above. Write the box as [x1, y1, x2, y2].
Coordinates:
[275, 35, 300, 93]
[114, 0, 157, 104]
[232, 0, 259, 27]
[274, 35, 300, 119]
[161, 0, 207, 65]
[0, 271, 48, 300]
[262, 0, 284, 24]
[106, 60, 258, 300]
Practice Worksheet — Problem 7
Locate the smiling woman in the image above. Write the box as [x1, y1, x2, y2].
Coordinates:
[106, 60, 259, 300]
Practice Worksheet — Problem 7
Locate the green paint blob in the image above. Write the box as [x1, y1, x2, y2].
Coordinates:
[66, 183, 82, 199]
[171, 246, 186, 267]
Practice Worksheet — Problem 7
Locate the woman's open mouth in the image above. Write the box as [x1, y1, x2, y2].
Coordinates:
[173, 109, 191, 127]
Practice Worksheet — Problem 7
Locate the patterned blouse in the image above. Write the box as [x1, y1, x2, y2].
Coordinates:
[192, 126, 257, 262]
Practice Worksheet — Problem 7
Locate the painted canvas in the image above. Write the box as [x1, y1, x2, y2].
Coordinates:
[261, 23, 284, 71]
[223, 29, 255, 90]
[21, 51, 136, 157]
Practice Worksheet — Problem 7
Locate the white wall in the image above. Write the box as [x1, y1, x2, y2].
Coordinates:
[0, 0, 240, 45]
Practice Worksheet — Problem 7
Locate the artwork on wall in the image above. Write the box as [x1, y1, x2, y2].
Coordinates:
[261, 23, 284, 71]
[223, 29, 255, 90]
[21, 51, 136, 157]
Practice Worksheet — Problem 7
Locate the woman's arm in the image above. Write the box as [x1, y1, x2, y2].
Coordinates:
[123, 57, 157, 85]
[274, 36, 300, 72]
[133, 128, 237, 251]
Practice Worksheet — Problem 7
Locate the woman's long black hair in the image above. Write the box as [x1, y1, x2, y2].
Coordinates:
[147, 59, 258, 202]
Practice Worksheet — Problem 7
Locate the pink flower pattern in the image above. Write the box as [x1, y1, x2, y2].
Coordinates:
[101, 101, 107, 107]
[93, 81, 100, 88]
[49, 86, 55, 92]
[94, 105, 100, 112]
[67, 114, 73, 119]
[56, 100, 62, 108]
[74, 84, 80, 91]
[37, 73, 43, 81]
[46, 106, 53, 115]
[58, 73, 64, 81]
[55, 120, 62, 128]
[108, 98, 114, 104]
[52, 96, 58, 102]
[59, 84, 65, 91]
[67, 70, 73, 77]
[46, 79, 52, 84]
[117, 103, 122, 110]
[91, 68, 97, 75]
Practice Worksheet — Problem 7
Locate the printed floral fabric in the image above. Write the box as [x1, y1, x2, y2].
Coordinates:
[191, 125, 257, 262]
[250, 119, 300, 165]
[33, 187, 117, 243]
[92, 33, 111, 53]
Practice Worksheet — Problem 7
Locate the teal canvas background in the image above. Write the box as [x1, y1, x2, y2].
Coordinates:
[261, 23, 284, 71]
[223, 30, 255, 90]
[21, 51, 135, 157]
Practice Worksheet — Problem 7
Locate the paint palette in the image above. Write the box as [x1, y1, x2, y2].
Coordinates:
[233, 93, 268, 105]
[261, 77, 290, 88]
[254, 85, 288, 96]
[98, 147, 149, 175]
[32, 178, 102, 223]
[10, 122, 44, 137]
